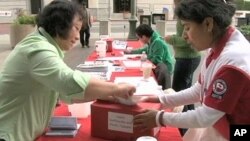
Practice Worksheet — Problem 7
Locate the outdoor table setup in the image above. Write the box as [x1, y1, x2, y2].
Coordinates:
[37, 39, 182, 141]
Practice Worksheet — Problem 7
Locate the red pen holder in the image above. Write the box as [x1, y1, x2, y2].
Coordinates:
[106, 38, 113, 52]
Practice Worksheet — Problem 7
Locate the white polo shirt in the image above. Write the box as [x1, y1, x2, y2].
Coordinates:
[158, 26, 250, 141]
[201, 27, 250, 139]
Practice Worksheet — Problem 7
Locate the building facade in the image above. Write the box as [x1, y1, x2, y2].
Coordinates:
[0, 0, 174, 23]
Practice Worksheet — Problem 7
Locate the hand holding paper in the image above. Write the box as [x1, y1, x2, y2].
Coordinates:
[115, 83, 136, 99]
[115, 95, 148, 106]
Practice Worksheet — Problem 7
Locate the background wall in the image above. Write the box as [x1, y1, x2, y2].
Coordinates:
[0, 0, 174, 23]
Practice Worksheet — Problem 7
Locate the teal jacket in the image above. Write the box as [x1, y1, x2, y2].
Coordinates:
[168, 20, 200, 58]
[131, 31, 175, 73]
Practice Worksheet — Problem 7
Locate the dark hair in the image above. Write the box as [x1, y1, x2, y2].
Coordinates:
[135, 24, 154, 38]
[175, 0, 236, 29]
[36, 0, 84, 39]
[81, 1, 86, 6]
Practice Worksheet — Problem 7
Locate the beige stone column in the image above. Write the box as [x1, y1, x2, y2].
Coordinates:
[99, 20, 110, 36]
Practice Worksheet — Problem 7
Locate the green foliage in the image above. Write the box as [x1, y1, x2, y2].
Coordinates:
[14, 15, 36, 25]
[238, 25, 250, 36]
[235, 0, 250, 10]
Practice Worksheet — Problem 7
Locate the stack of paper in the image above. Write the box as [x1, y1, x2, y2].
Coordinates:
[76, 61, 112, 80]
[114, 77, 163, 95]
[45, 116, 80, 137]
[112, 40, 127, 49]
[76, 62, 109, 72]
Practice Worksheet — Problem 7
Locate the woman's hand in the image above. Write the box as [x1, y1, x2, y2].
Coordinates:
[134, 109, 158, 132]
[115, 83, 136, 99]
[141, 95, 160, 103]
[165, 35, 171, 43]
[124, 48, 132, 54]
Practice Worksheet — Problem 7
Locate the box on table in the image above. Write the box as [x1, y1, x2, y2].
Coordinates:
[91, 100, 161, 141]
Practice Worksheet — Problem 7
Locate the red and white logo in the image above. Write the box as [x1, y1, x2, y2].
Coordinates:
[212, 79, 227, 98]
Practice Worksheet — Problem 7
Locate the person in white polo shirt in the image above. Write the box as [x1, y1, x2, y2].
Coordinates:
[0, 1, 135, 141]
[134, 0, 250, 140]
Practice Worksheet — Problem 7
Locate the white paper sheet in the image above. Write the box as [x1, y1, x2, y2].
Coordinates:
[124, 54, 142, 59]
[122, 60, 141, 68]
[96, 56, 126, 61]
[112, 40, 128, 49]
[76, 61, 112, 80]
[114, 77, 163, 95]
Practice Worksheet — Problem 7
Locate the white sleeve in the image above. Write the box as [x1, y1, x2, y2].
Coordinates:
[161, 104, 225, 128]
[158, 82, 201, 108]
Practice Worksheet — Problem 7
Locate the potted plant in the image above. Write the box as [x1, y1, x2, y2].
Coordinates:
[238, 24, 250, 41]
[10, 9, 36, 48]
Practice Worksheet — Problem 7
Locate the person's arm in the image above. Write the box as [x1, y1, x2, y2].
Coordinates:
[88, 11, 92, 27]
[127, 45, 148, 54]
[158, 105, 225, 128]
[159, 65, 249, 128]
[74, 78, 136, 102]
[140, 82, 201, 105]
[165, 20, 190, 48]
[29, 49, 135, 103]
[158, 82, 201, 108]
[166, 34, 190, 48]
[134, 103, 224, 130]
[134, 100, 224, 131]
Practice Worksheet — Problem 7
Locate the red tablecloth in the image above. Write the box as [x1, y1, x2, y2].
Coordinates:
[37, 103, 182, 141]
[87, 41, 142, 61]
[37, 41, 182, 141]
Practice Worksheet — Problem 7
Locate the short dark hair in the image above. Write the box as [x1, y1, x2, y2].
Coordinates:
[36, 0, 84, 39]
[175, 0, 236, 29]
[135, 24, 154, 38]
[78, 0, 86, 6]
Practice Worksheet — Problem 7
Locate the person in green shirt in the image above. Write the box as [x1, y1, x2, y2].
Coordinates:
[164, 0, 201, 136]
[0, 1, 135, 141]
[124, 24, 175, 89]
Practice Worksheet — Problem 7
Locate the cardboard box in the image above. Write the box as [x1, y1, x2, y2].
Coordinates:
[91, 100, 161, 141]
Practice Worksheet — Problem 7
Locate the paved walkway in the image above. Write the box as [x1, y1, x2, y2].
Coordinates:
[0, 21, 177, 69]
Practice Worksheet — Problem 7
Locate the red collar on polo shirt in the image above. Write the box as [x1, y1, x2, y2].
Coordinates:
[206, 26, 235, 68]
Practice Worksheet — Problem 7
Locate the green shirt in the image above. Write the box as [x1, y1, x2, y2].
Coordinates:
[0, 27, 91, 141]
[131, 31, 175, 73]
[168, 20, 200, 58]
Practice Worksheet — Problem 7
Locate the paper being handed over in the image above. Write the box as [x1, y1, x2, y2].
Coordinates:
[115, 95, 148, 106]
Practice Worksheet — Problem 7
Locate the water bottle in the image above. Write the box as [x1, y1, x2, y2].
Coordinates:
[140, 51, 147, 69]
[141, 51, 147, 61]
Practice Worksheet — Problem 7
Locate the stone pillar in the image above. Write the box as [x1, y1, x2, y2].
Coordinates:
[127, 0, 138, 40]
[43, 0, 53, 6]
[99, 20, 110, 36]
[156, 20, 166, 37]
